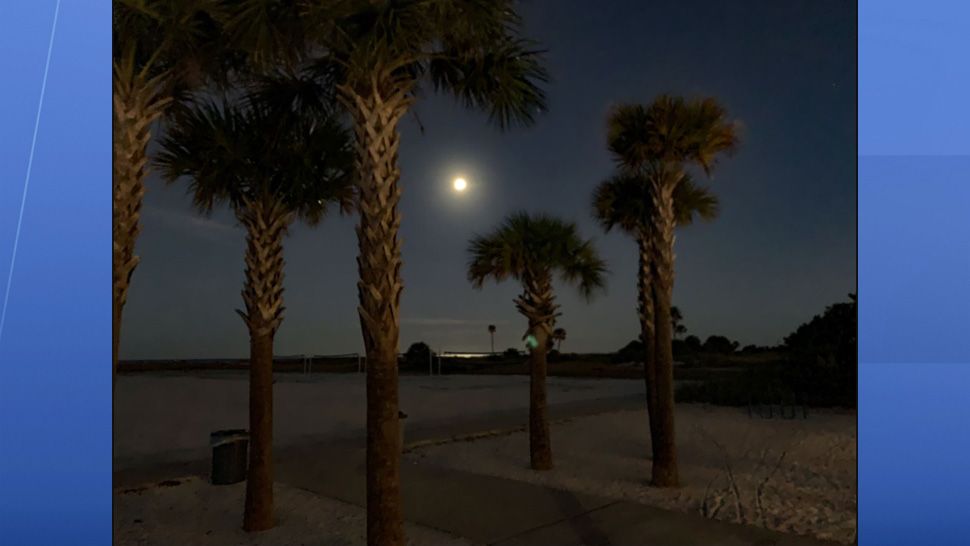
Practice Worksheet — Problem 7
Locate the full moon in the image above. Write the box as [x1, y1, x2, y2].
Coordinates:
[453, 177, 468, 192]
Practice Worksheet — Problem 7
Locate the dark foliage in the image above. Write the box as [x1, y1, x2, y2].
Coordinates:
[401, 342, 434, 371]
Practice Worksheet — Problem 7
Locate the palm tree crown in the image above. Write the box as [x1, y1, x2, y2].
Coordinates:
[155, 94, 354, 220]
[228, 0, 548, 127]
[468, 213, 607, 299]
[592, 173, 719, 235]
[607, 95, 739, 175]
[331, 0, 549, 126]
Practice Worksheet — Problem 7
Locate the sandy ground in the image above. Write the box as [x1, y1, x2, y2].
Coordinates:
[405, 405, 857, 545]
[115, 477, 472, 546]
[114, 373, 643, 467]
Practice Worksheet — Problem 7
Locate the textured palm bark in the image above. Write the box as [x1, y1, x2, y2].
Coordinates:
[111, 69, 169, 391]
[649, 168, 681, 487]
[516, 271, 559, 471]
[237, 198, 291, 532]
[636, 229, 661, 461]
[340, 79, 412, 546]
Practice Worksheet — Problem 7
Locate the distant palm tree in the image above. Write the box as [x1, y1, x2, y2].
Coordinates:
[552, 328, 567, 352]
[155, 87, 353, 531]
[488, 324, 497, 354]
[468, 212, 606, 470]
[112, 0, 229, 390]
[671, 306, 687, 338]
[605, 96, 739, 486]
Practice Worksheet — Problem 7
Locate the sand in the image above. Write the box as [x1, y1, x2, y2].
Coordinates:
[405, 405, 857, 544]
[114, 477, 472, 546]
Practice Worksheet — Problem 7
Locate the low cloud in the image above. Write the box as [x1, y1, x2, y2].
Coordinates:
[143, 207, 241, 241]
[402, 317, 508, 327]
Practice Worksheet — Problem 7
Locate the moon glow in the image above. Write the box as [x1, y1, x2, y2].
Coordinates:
[453, 177, 468, 192]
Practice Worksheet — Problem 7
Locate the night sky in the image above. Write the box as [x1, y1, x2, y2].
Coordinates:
[122, 0, 856, 359]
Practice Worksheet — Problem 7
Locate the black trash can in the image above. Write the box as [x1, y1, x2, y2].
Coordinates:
[210, 429, 249, 485]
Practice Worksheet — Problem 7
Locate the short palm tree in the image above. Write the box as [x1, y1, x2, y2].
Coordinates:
[155, 90, 354, 532]
[604, 96, 738, 486]
[112, 0, 230, 390]
[468, 212, 606, 470]
[488, 324, 497, 354]
[552, 328, 567, 352]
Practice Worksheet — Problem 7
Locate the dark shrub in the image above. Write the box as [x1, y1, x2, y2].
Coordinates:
[402, 342, 434, 371]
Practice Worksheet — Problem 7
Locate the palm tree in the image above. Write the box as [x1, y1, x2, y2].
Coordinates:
[605, 96, 739, 486]
[593, 169, 721, 487]
[112, 0, 230, 390]
[468, 212, 606, 471]
[552, 328, 567, 351]
[671, 306, 687, 338]
[155, 89, 354, 532]
[488, 324, 497, 354]
[217, 4, 546, 542]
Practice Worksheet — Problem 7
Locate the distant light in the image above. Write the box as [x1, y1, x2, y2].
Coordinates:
[453, 177, 467, 192]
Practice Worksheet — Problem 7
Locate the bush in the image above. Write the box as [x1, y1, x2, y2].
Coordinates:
[402, 342, 434, 371]
[503, 347, 522, 358]
[702, 335, 739, 355]
[611, 339, 643, 364]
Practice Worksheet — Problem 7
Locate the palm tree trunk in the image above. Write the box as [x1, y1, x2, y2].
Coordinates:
[340, 82, 412, 546]
[529, 337, 552, 470]
[111, 66, 169, 392]
[491, 333, 495, 354]
[516, 271, 558, 471]
[649, 169, 681, 488]
[636, 230, 660, 461]
[237, 198, 291, 532]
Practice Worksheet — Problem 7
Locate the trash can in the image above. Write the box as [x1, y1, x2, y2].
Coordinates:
[210, 429, 248, 485]
[399, 411, 408, 453]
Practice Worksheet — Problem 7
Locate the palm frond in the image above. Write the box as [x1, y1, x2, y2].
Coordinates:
[591, 172, 720, 234]
[155, 80, 354, 222]
[467, 212, 607, 300]
[429, 38, 548, 129]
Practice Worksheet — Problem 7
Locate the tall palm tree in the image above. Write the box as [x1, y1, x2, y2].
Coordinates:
[488, 324, 497, 354]
[155, 90, 354, 532]
[468, 213, 606, 471]
[593, 169, 721, 487]
[112, 0, 231, 390]
[552, 327, 567, 351]
[605, 96, 739, 486]
[219, 3, 548, 542]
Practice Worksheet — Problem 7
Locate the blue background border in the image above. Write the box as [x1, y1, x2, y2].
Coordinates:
[0, 1, 111, 544]
[1, 0, 969, 544]
[858, 0, 970, 545]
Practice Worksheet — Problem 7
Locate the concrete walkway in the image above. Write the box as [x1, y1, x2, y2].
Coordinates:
[274, 442, 837, 546]
[116, 395, 840, 545]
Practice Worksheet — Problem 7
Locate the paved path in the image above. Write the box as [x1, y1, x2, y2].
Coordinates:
[116, 394, 840, 546]
[274, 443, 836, 546]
